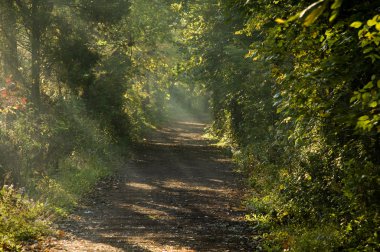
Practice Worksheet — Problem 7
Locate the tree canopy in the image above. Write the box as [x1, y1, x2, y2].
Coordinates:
[0, 0, 379, 250]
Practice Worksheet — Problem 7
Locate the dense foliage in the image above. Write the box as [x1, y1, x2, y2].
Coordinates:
[0, 0, 182, 249]
[175, 0, 380, 250]
[0, 185, 51, 251]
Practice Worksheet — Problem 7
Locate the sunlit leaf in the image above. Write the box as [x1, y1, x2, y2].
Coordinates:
[287, 13, 300, 22]
[275, 18, 286, 24]
[369, 101, 378, 108]
[358, 115, 369, 121]
[300, 0, 325, 18]
[96, 40, 107, 46]
[303, 2, 327, 27]
[350, 21, 363, 28]
[329, 10, 339, 22]
[367, 19, 377, 27]
[364, 81, 374, 89]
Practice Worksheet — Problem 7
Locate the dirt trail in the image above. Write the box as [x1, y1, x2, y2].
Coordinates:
[50, 119, 256, 252]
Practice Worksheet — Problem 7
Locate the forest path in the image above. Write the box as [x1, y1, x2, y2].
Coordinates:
[50, 117, 256, 252]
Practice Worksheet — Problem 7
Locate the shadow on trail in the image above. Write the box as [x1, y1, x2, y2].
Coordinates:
[54, 120, 256, 251]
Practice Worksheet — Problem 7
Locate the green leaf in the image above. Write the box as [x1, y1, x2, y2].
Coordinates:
[331, 0, 342, 10]
[369, 101, 378, 108]
[350, 21, 363, 28]
[363, 47, 374, 54]
[275, 18, 286, 24]
[358, 115, 369, 121]
[329, 10, 339, 22]
[303, 3, 327, 27]
[362, 92, 371, 102]
[367, 19, 377, 27]
[287, 13, 300, 22]
[377, 80, 380, 88]
[300, 0, 324, 18]
[346, 223, 352, 232]
[359, 115, 369, 121]
[364, 81, 374, 89]
[96, 40, 107, 46]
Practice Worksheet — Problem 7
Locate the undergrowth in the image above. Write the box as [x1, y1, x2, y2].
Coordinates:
[207, 115, 379, 251]
[0, 96, 124, 250]
[0, 185, 52, 251]
[234, 145, 380, 251]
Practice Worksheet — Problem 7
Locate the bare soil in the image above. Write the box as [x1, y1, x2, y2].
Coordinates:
[48, 118, 257, 252]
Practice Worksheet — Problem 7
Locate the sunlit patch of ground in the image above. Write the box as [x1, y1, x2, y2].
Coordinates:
[160, 179, 232, 195]
[49, 237, 125, 252]
[125, 236, 197, 252]
[126, 182, 157, 190]
[120, 203, 171, 218]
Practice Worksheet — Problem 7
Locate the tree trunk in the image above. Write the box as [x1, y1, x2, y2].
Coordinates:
[0, 0, 19, 80]
[31, 0, 41, 106]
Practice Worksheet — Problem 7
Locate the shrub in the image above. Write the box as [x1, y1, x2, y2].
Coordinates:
[0, 185, 52, 251]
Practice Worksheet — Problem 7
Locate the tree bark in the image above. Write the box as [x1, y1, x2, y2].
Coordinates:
[31, 0, 41, 106]
[0, 0, 19, 80]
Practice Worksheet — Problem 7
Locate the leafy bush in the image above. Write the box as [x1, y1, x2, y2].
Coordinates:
[0, 95, 124, 249]
[179, 0, 380, 250]
[0, 185, 52, 251]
